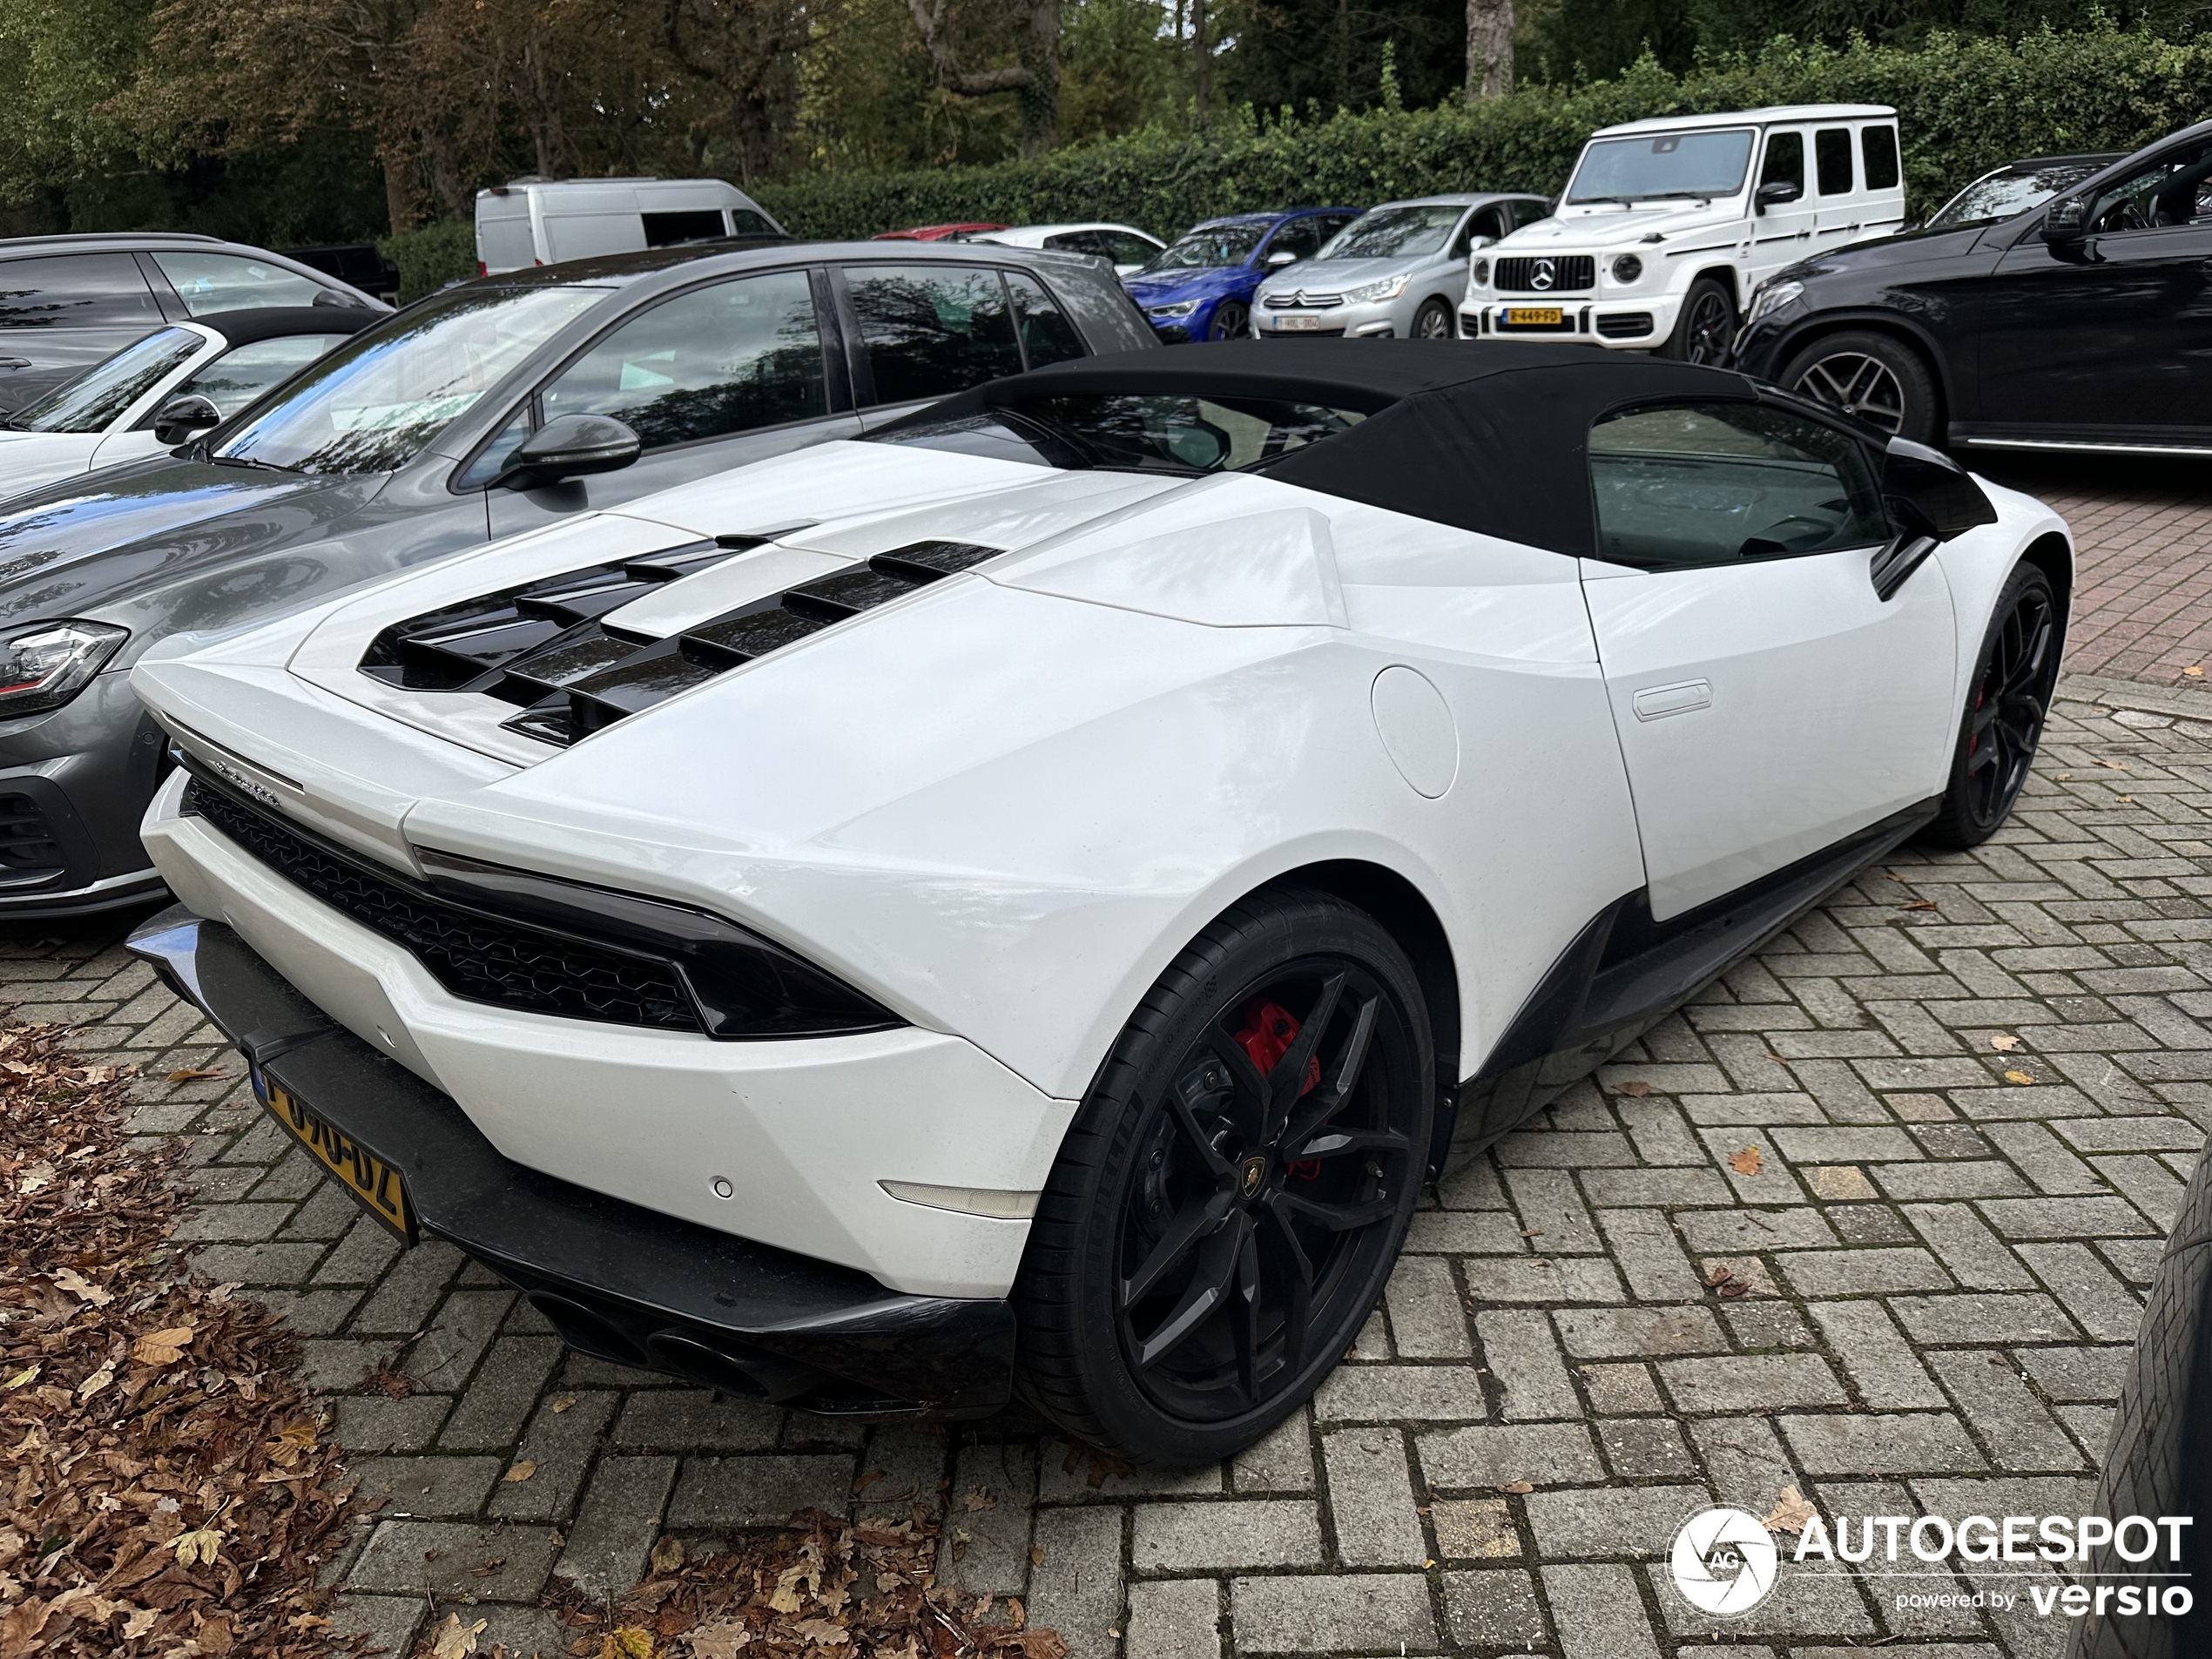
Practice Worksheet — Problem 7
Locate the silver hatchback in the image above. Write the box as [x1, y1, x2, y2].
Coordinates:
[1252, 192, 1550, 341]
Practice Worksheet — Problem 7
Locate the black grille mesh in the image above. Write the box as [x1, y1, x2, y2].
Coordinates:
[362, 539, 1003, 747]
[1494, 255, 1595, 293]
[184, 779, 701, 1032]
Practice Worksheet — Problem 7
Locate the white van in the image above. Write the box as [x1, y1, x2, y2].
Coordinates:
[475, 179, 786, 275]
[1462, 105, 1905, 361]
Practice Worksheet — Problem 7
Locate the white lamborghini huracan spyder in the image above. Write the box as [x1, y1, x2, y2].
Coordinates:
[125, 341, 2069, 1464]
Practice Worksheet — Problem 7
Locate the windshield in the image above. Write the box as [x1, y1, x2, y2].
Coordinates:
[1566, 129, 1756, 204]
[214, 286, 607, 474]
[1927, 160, 2112, 230]
[873, 394, 1366, 475]
[1138, 225, 1267, 273]
[10, 327, 203, 434]
[1318, 206, 1463, 260]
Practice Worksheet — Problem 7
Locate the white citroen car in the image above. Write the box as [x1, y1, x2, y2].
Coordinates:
[0, 308, 371, 502]
[125, 341, 2069, 1464]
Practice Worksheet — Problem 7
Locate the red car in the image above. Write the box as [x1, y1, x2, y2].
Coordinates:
[872, 222, 1008, 241]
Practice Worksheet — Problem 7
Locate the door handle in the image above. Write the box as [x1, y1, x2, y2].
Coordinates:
[0, 358, 28, 370]
[1632, 679, 1712, 721]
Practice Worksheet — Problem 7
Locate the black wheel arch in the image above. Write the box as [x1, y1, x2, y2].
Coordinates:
[2020, 529, 2074, 630]
[1689, 265, 1741, 309]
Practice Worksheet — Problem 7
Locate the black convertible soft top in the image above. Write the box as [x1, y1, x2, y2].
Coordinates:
[914, 339, 1763, 562]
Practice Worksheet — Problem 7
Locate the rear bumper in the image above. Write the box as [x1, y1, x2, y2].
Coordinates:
[127, 905, 1015, 1419]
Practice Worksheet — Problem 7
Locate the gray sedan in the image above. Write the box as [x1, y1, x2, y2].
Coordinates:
[0, 241, 1154, 917]
[1251, 193, 1550, 341]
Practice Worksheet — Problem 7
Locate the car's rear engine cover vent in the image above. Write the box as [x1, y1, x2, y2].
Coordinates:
[361, 540, 1002, 747]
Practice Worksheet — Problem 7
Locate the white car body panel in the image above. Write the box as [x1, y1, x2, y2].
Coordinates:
[0, 325, 225, 502]
[129, 373, 2073, 1304]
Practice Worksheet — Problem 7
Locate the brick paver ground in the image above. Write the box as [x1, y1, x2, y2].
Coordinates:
[10, 676, 2209, 1659]
[1980, 452, 2212, 690]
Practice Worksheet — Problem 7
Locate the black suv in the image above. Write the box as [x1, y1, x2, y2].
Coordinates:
[1731, 122, 2212, 452]
[0, 233, 387, 407]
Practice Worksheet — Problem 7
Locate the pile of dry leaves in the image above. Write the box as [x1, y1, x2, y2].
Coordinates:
[430, 1510, 1070, 1659]
[0, 1020, 352, 1656]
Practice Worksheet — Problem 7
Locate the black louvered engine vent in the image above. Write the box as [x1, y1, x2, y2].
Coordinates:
[0, 793, 65, 879]
[361, 537, 1005, 747]
[1493, 255, 1596, 294]
[181, 777, 703, 1032]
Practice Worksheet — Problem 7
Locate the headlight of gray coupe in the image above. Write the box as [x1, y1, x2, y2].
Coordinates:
[0, 620, 129, 717]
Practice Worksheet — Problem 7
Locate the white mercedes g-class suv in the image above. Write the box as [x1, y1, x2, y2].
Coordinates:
[1462, 105, 1905, 361]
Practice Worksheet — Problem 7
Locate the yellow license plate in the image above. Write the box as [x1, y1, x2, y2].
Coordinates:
[260, 1078, 415, 1242]
[1506, 307, 1564, 327]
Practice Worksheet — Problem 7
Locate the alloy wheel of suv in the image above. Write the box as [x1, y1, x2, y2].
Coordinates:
[1778, 328, 1940, 444]
[1210, 301, 1251, 341]
[1667, 277, 1737, 364]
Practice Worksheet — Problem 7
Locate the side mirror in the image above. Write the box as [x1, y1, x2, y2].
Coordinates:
[493, 414, 642, 489]
[1871, 437, 2000, 600]
[1755, 180, 1803, 213]
[2041, 195, 2090, 248]
[153, 395, 222, 447]
[1264, 248, 1298, 268]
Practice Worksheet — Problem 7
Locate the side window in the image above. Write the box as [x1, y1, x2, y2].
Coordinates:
[0, 254, 162, 330]
[1454, 206, 1506, 257]
[1264, 219, 1325, 263]
[171, 334, 349, 418]
[642, 211, 727, 248]
[728, 208, 779, 237]
[1103, 232, 1158, 265]
[2088, 139, 2212, 233]
[539, 268, 827, 448]
[1589, 401, 1889, 572]
[844, 265, 1023, 406]
[1005, 271, 1086, 369]
[1759, 132, 1805, 198]
[456, 405, 536, 489]
[1042, 232, 1096, 255]
[1815, 128, 1854, 196]
[150, 252, 327, 316]
[1861, 125, 1900, 192]
[1509, 200, 1552, 230]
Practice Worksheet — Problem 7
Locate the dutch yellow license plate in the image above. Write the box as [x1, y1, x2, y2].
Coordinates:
[1506, 307, 1564, 327]
[260, 1076, 415, 1242]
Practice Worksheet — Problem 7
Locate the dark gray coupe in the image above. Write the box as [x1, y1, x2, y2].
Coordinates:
[0, 240, 1154, 915]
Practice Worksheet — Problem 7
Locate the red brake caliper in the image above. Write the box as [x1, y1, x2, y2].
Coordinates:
[1235, 1001, 1324, 1180]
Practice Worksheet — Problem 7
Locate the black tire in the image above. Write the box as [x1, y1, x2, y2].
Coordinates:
[1013, 889, 1434, 1465]
[1921, 562, 2062, 849]
[1666, 275, 1736, 364]
[1208, 300, 1250, 341]
[1411, 298, 1455, 340]
[1778, 328, 1940, 444]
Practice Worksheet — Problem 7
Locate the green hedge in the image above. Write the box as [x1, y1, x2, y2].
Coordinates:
[377, 221, 477, 304]
[754, 25, 2212, 239]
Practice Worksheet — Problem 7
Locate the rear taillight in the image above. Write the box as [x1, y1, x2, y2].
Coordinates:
[476, 261, 487, 278]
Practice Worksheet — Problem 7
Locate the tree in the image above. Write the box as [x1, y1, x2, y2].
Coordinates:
[903, 0, 1062, 155]
[1467, 0, 1510, 96]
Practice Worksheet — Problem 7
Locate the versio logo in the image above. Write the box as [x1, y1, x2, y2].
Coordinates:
[1671, 1507, 1781, 1615]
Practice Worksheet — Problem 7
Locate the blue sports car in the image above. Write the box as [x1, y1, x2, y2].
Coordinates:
[1124, 207, 1363, 342]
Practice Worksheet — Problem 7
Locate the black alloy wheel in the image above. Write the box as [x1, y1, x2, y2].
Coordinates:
[1209, 300, 1251, 341]
[1924, 562, 2062, 849]
[1667, 276, 1737, 364]
[1778, 328, 1940, 445]
[1412, 298, 1455, 340]
[1014, 891, 1433, 1464]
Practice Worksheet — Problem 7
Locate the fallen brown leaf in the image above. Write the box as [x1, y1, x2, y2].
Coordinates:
[1719, 1279, 1749, 1298]
[551, 1393, 577, 1413]
[430, 1612, 489, 1659]
[2187, 665, 2205, 678]
[1901, 899, 1939, 912]
[1989, 1034, 2021, 1052]
[504, 1460, 537, 1483]
[599, 1631, 656, 1659]
[1612, 1079, 1652, 1097]
[649, 1534, 683, 1575]
[52, 1266, 112, 1306]
[1761, 1485, 1817, 1534]
[1704, 1266, 1735, 1289]
[1494, 1480, 1534, 1494]
[1727, 1146, 1764, 1177]
[962, 1487, 996, 1512]
[2004, 1069, 2036, 1086]
[131, 1324, 196, 1366]
[165, 1067, 229, 1083]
